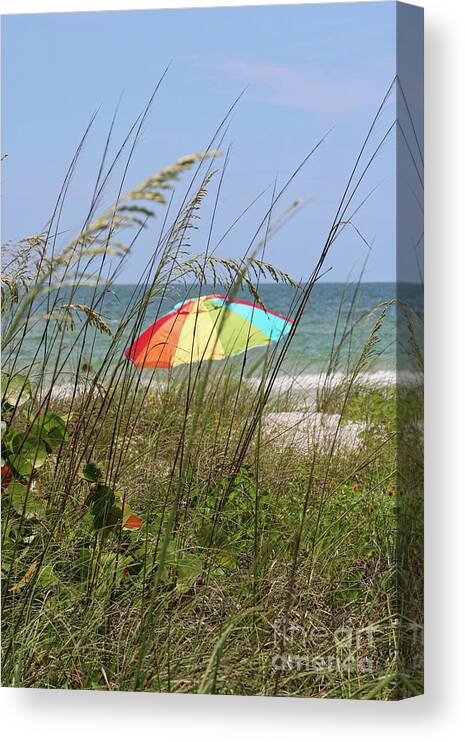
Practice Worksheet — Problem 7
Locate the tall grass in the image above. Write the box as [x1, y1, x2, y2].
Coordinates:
[1, 78, 423, 698]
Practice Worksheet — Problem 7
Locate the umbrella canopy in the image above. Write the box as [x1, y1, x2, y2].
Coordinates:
[124, 294, 294, 369]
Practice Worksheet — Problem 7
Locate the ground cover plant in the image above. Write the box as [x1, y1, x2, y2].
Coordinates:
[1, 79, 423, 698]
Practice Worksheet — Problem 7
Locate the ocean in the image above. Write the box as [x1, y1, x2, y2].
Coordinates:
[8, 282, 423, 383]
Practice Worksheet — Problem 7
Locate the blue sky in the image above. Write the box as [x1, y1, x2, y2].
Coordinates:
[2, 2, 399, 282]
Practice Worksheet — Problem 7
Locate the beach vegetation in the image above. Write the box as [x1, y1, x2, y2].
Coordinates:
[1, 81, 423, 698]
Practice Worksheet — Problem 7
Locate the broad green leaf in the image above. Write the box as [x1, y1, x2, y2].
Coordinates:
[37, 565, 60, 588]
[31, 411, 69, 450]
[217, 546, 236, 568]
[8, 481, 46, 520]
[1, 373, 32, 408]
[9, 434, 47, 476]
[176, 554, 204, 594]
[82, 461, 103, 482]
[90, 483, 115, 530]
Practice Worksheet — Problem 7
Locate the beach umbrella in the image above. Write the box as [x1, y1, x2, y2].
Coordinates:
[124, 294, 293, 369]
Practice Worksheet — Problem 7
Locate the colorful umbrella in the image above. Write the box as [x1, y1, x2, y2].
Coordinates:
[124, 294, 293, 368]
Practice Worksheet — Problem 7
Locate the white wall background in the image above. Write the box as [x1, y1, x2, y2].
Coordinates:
[1, 1, 464, 740]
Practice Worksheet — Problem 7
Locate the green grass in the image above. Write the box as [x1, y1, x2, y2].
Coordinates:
[1, 369, 423, 697]
[1, 84, 423, 698]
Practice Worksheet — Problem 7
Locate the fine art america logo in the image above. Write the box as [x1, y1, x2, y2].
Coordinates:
[271, 615, 423, 675]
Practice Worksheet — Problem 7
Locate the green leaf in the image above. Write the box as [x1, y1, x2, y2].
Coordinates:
[31, 411, 69, 450]
[2, 421, 18, 459]
[90, 483, 115, 530]
[1, 373, 32, 408]
[8, 481, 46, 520]
[217, 546, 236, 568]
[82, 461, 103, 482]
[176, 554, 204, 594]
[37, 565, 60, 588]
[9, 434, 47, 476]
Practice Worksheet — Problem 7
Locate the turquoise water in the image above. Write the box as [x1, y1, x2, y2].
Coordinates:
[7, 282, 423, 379]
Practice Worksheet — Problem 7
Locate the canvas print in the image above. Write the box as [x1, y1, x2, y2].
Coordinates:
[1, 2, 423, 699]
